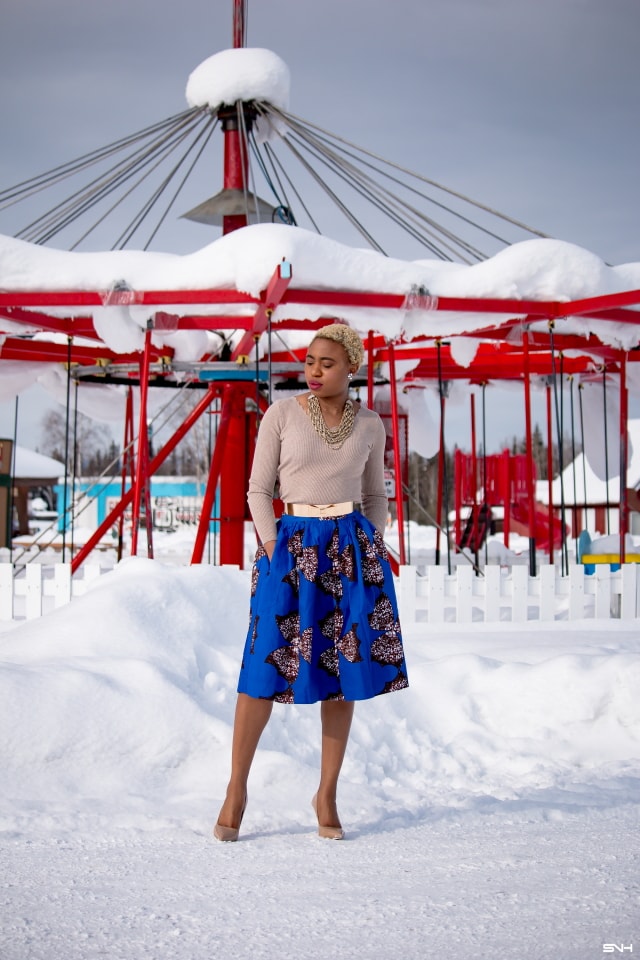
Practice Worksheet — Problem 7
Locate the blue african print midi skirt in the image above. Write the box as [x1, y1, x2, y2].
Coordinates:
[237, 511, 409, 704]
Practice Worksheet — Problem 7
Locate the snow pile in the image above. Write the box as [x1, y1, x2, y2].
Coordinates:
[1, 556, 639, 959]
[185, 48, 290, 114]
[1, 557, 639, 832]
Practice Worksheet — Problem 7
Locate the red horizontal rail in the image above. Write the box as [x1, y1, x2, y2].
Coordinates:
[1, 286, 640, 319]
[1, 286, 639, 316]
[0, 289, 257, 308]
[0, 336, 173, 365]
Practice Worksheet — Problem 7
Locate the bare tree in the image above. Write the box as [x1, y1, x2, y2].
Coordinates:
[39, 409, 115, 474]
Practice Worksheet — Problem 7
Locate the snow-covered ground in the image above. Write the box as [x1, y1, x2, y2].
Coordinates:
[1, 527, 639, 959]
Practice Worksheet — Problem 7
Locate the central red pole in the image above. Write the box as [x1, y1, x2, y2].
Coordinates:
[233, 0, 246, 48]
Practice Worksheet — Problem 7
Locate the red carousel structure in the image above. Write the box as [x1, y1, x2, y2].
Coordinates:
[1, 0, 639, 579]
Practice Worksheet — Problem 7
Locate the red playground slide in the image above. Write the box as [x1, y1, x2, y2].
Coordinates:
[511, 500, 566, 552]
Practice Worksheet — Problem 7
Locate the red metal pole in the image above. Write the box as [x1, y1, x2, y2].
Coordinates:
[502, 450, 511, 550]
[71, 384, 219, 573]
[387, 341, 406, 566]
[435, 401, 446, 567]
[546, 383, 554, 566]
[191, 384, 239, 565]
[619, 352, 628, 563]
[470, 392, 478, 553]
[522, 330, 537, 574]
[367, 330, 374, 410]
[131, 326, 153, 557]
[222, 0, 250, 235]
[221, 114, 250, 235]
[233, 0, 246, 48]
[118, 386, 135, 562]
[454, 448, 462, 550]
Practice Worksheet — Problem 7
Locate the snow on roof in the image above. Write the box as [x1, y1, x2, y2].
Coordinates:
[11, 445, 65, 480]
[2, 227, 640, 360]
[535, 420, 640, 505]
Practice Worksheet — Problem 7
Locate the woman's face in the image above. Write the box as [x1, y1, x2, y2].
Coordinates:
[304, 337, 354, 400]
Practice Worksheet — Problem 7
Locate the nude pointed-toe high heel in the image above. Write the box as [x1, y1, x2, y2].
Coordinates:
[213, 796, 247, 843]
[311, 793, 344, 841]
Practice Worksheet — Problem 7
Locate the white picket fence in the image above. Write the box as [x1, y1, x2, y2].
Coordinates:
[397, 563, 640, 623]
[1, 560, 639, 623]
[0, 563, 106, 622]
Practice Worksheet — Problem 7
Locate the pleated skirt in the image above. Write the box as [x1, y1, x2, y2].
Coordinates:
[237, 511, 409, 704]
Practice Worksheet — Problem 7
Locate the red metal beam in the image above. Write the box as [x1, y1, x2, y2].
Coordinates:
[387, 340, 406, 566]
[0, 335, 173, 366]
[1, 287, 639, 336]
[70, 383, 221, 572]
[0, 289, 257, 308]
[231, 260, 292, 361]
[0, 307, 98, 339]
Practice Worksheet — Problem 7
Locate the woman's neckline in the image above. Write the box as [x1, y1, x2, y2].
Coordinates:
[295, 392, 360, 428]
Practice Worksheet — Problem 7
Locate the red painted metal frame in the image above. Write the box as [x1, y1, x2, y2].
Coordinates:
[387, 341, 406, 566]
[70, 384, 220, 573]
[231, 261, 292, 361]
[118, 387, 135, 562]
[1, 284, 639, 324]
[619, 355, 629, 563]
[131, 327, 154, 558]
[546, 386, 554, 567]
[191, 384, 236, 564]
[3, 276, 639, 571]
[522, 331, 537, 573]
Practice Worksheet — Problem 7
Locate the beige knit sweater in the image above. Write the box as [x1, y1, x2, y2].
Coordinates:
[247, 396, 389, 544]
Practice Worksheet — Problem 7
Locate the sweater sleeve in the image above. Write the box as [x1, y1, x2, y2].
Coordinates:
[360, 414, 389, 534]
[246, 404, 282, 545]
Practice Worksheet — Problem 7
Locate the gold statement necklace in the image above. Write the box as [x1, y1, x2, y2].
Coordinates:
[307, 394, 355, 449]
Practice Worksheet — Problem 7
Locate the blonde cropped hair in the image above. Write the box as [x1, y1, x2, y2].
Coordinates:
[313, 322, 365, 371]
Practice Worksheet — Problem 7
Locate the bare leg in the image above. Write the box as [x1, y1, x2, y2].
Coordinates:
[216, 693, 273, 829]
[315, 700, 355, 829]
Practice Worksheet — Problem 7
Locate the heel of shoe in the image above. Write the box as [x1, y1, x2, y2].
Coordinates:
[311, 793, 344, 841]
[213, 795, 247, 843]
[213, 822, 240, 842]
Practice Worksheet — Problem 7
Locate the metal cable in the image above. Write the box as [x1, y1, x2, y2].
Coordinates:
[271, 105, 550, 240]
[286, 116, 515, 250]
[277, 109, 487, 260]
[0, 109, 199, 208]
[142, 118, 218, 250]
[279, 135, 385, 252]
[113, 115, 218, 249]
[284, 124, 478, 261]
[261, 141, 321, 232]
[19, 111, 205, 244]
[70, 116, 216, 250]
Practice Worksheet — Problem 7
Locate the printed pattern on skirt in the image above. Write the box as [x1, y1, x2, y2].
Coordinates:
[237, 511, 409, 704]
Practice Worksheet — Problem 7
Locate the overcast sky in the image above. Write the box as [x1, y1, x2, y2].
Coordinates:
[1, 0, 639, 447]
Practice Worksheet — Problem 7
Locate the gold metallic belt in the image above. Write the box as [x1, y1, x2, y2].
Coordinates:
[285, 501, 354, 518]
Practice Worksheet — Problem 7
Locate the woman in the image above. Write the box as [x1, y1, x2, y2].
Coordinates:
[214, 322, 408, 842]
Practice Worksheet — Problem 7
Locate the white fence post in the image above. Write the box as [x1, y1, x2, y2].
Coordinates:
[484, 565, 501, 622]
[456, 566, 473, 623]
[0, 564, 14, 621]
[620, 564, 639, 619]
[398, 565, 417, 626]
[24, 565, 44, 620]
[594, 566, 611, 619]
[539, 565, 556, 621]
[568, 565, 585, 621]
[427, 565, 446, 624]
